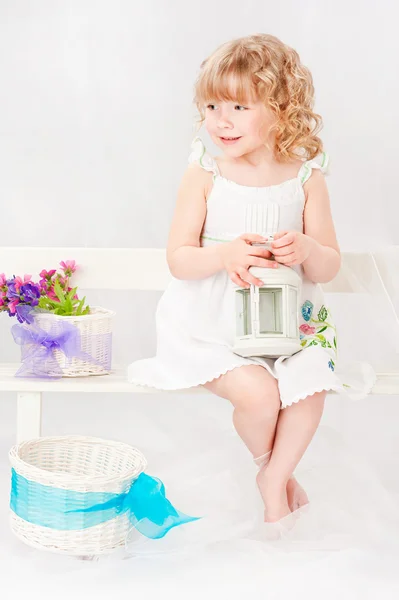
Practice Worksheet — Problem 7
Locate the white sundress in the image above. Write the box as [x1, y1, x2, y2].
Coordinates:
[127, 136, 376, 407]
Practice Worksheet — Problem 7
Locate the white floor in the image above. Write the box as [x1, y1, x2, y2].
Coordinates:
[1, 390, 399, 599]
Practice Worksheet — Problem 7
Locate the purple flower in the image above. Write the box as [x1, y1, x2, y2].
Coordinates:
[20, 282, 41, 306]
[14, 274, 33, 292]
[6, 282, 20, 300]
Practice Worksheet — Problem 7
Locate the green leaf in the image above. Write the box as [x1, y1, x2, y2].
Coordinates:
[39, 297, 60, 309]
[315, 334, 326, 342]
[318, 306, 328, 322]
[54, 279, 66, 304]
[75, 296, 86, 316]
[66, 286, 78, 301]
[49, 300, 61, 308]
[38, 297, 48, 308]
[64, 297, 73, 314]
[317, 326, 327, 333]
[333, 336, 337, 348]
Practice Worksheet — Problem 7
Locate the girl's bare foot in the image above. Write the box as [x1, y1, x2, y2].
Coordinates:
[256, 468, 291, 522]
[286, 476, 309, 512]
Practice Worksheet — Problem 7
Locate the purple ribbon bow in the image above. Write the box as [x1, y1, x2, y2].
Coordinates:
[11, 318, 105, 379]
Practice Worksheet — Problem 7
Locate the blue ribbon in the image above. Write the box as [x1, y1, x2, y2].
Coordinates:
[11, 319, 108, 379]
[10, 469, 200, 539]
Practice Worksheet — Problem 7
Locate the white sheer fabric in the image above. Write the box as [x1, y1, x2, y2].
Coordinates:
[124, 422, 399, 557]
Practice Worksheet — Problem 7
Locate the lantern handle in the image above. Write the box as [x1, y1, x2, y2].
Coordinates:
[250, 235, 274, 253]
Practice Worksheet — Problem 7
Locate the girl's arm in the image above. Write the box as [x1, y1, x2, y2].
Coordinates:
[166, 165, 225, 280]
[301, 170, 341, 283]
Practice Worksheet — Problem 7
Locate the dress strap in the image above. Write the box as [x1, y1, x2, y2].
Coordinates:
[188, 136, 220, 178]
[298, 151, 330, 185]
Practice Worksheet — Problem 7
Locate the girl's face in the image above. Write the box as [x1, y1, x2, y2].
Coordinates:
[204, 97, 277, 157]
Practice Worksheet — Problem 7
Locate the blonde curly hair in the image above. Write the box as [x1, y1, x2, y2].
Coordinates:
[193, 33, 323, 162]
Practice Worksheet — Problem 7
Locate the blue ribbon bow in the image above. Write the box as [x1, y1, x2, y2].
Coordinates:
[10, 469, 200, 539]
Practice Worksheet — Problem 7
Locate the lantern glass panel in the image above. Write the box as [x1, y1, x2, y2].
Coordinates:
[288, 287, 298, 338]
[236, 288, 252, 336]
[259, 288, 283, 334]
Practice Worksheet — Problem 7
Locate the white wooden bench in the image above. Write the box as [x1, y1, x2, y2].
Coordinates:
[1, 246, 399, 443]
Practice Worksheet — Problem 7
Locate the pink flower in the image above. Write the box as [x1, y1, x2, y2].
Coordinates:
[60, 260, 77, 277]
[8, 299, 20, 314]
[40, 269, 56, 280]
[299, 324, 316, 335]
[14, 274, 32, 292]
[47, 288, 59, 301]
[0, 273, 6, 287]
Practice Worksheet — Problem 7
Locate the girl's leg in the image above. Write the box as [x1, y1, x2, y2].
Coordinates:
[202, 364, 281, 459]
[258, 390, 326, 521]
[202, 365, 311, 519]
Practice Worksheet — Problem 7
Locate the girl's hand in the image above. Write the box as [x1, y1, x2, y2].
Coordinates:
[219, 233, 279, 289]
[270, 231, 315, 266]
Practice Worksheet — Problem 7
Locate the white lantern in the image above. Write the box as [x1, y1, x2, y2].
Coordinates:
[232, 241, 302, 359]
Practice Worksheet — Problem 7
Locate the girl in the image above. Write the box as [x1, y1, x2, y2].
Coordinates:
[128, 33, 376, 526]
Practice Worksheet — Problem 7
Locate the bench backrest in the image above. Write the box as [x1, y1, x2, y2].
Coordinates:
[1, 247, 398, 297]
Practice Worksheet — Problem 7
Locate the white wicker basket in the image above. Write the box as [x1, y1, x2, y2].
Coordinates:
[9, 436, 147, 556]
[27, 306, 115, 377]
